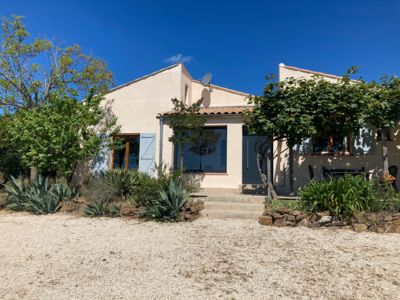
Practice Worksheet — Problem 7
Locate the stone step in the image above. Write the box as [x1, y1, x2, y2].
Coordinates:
[203, 194, 265, 204]
[203, 201, 265, 212]
[200, 209, 263, 220]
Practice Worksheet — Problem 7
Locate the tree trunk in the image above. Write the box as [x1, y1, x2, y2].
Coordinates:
[256, 138, 277, 200]
[179, 144, 184, 171]
[30, 166, 38, 182]
[382, 128, 389, 174]
[289, 146, 294, 195]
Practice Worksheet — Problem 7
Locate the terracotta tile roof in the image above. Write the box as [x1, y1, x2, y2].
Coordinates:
[161, 105, 253, 116]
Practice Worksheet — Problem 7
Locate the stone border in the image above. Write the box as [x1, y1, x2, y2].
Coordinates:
[259, 208, 400, 233]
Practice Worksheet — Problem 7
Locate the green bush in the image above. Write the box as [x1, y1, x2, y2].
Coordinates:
[4, 176, 78, 214]
[144, 178, 190, 222]
[80, 176, 118, 203]
[99, 169, 137, 199]
[84, 200, 121, 217]
[299, 175, 376, 217]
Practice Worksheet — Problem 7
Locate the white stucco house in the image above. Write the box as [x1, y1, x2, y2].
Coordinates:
[79, 63, 400, 195]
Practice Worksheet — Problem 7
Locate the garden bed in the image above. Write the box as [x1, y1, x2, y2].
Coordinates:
[260, 208, 400, 233]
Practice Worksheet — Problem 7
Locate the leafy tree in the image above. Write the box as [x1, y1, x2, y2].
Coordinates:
[0, 16, 112, 112]
[0, 15, 114, 179]
[166, 98, 205, 170]
[5, 92, 119, 182]
[0, 115, 27, 181]
[247, 69, 368, 195]
[364, 77, 400, 174]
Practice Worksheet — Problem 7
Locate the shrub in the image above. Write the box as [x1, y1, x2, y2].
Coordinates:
[131, 171, 159, 206]
[299, 175, 376, 217]
[144, 178, 190, 222]
[84, 200, 121, 217]
[81, 176, 118, 203]
[4, 176, 78, 214]
[99, 169, 138, 199]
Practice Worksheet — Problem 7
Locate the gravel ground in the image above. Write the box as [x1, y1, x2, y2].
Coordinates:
[0, 212, 399, 300]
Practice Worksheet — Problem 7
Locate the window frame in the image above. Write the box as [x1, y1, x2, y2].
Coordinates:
[310, 133, 352, 156]
[111, 133, 140, 170]
[174, 126, 228, 173]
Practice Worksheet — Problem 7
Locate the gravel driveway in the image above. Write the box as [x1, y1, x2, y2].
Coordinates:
[0, 212, 399, 299]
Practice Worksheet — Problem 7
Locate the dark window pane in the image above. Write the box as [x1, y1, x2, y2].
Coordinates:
[174, 127, 227, 173]
[113, 135, 140, 170]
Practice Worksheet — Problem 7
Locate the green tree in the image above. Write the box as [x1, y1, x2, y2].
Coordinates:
[6, 92, 119, 182]
[0, 16, 112, 112]
[0, 115, 27, 180]
[365, 77, 400, 174]
[0, 15, 114, 179]
[166, 98, 205, 170]
[247, 69, 368, 195]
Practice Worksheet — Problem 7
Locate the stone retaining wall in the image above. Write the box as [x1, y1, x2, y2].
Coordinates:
[259, 208, 400, 233]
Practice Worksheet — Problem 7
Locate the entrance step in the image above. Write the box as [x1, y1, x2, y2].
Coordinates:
[198, 189, 266, 220]
[200, 209, 263, 220]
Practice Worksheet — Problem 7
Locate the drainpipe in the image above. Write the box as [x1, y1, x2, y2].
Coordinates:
[159, 116, 164, 164]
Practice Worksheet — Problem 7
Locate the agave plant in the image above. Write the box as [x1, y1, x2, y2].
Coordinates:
[3, 176, 29, 211]
[84, 200, 121, 217]
[99, 169, 137, 199]
[4, 176, 79, 214]
[145, 179, 190, 222]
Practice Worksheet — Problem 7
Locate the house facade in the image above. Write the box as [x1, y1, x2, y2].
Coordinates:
[77, 63, 400, 195]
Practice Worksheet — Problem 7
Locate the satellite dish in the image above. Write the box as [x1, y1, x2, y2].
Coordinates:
[200, 73, 212, 86]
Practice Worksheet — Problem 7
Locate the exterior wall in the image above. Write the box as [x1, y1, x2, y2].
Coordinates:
[191, 81, 249, 107]
[274, 65, 400, 194]
[162, 116, 244, 189]
[74, 63, 250, 186]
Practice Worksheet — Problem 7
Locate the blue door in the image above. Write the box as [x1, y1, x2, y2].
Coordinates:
[242, 128, 269, 184]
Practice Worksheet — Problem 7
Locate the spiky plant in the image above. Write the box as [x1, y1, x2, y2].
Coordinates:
[144, 179, 190, 222]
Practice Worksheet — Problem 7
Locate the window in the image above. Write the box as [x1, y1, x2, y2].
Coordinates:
[312, 132, 349, 154]
[174, 127, 227, 173]
[112, 135, 140, 170]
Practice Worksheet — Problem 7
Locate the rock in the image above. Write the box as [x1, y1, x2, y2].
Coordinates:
[386, 224, 400, 233]
[368, 224, 377, 232]
[307, 222, 320, 229]
[291, 210, 303, 216]
[298, 218, 309, 227]
[276, 208, 290, 215]
[318, 215, 333, 225]
[341, 225, 352, 230]
[391, 218, 400, 225]
[331, 220, 347, 227]
[286, 215, 296, 222]
[376, 226, 386, 233]
[274, 218, 286, 227]
[120, 202, 136, 216]
[259, 215, 273, 226]
[352, 223, 368, 233]
[285, 220, 296, 227]
[272, 213, 284, 220]
[309, 214, 318, 223]
[296, 213, 307, 222]
[317, 211, 331, 218]
[384, 215, 393, 222]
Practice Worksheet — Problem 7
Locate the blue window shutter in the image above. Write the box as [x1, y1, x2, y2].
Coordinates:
[139, 133, 156, 176]
[351, 124, 375, 155]
[92, 134, 110, 175]
[294, 138, 312, 154]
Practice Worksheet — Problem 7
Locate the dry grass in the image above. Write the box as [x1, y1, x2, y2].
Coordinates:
[0, 211, 399, 299]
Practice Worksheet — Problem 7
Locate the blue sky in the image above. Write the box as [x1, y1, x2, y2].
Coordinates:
[1, 0, 399, 95]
